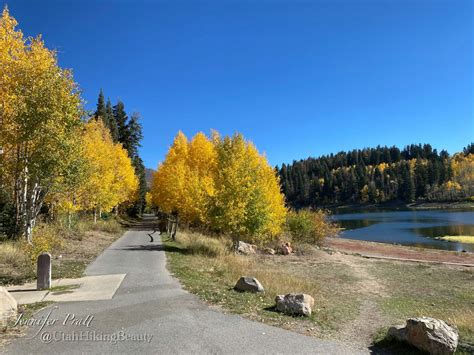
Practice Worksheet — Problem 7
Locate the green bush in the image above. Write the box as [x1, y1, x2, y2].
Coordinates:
[286, 209, 339, 245]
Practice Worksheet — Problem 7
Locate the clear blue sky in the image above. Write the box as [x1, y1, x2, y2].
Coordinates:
[6, 0, 473, 169]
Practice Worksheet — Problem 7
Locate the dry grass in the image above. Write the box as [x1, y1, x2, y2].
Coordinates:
[88, 218, 123, 234]
[175, 231, 232, 258]
[174, 231, 322, 298]
[0, 242, 34, 285]
[165, 230, 474, 348]
[370, 261, 474, 344]
[0, 217, 124, 285]
[166, 231, 361, 336]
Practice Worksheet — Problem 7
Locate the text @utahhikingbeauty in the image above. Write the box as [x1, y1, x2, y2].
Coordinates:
[13, 306, 153, 344]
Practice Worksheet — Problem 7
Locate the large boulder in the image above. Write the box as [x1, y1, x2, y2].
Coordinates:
[0, 286, 17, 327]
[234, 277, 264, 293]
[388, 317, 458, 355]
[275, 293, 314, 316]
[236, 241, 257, 255]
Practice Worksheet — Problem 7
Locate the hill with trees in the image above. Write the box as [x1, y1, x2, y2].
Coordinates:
[278, 143, 474, 208]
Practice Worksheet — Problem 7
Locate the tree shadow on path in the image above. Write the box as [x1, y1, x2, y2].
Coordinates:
[113, 244, 185, 254]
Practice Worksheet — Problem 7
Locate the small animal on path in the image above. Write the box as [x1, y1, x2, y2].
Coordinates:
[147, 231, 155, 242]
[147, 225, 160, 242]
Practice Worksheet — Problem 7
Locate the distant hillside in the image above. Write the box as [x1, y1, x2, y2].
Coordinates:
[145, 168, 155, 188]
[278, 143, 473, 208]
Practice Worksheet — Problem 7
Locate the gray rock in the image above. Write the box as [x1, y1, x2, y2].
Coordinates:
[0, 286, 17, 326]
[275, 293, 314, 316]
[263, 248, 276, 255]
[236, 241, 257, 255]
[387, 317, 458, 355]
[234, 277, 264, 293]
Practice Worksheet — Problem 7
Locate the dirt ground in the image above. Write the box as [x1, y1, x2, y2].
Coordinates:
[325, 237, 474, 266]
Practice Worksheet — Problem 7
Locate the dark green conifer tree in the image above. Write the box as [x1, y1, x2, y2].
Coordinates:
[113, 100, 129, 145]
[105, 99, 119, 142]
[94, 89, 107, 123]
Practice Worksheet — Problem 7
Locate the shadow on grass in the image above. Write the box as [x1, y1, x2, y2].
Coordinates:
[263, 305, 279, 313]
[369, 337, 424, 355]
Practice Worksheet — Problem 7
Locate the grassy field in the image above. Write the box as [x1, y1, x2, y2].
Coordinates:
[0, 217, 124, 286]
[164, 231, 474, 352]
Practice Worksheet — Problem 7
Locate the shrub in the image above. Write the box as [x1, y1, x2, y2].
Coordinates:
[286, 209, 339, 245]
[176, 231, 231, 257]
[21, 224, 63, 263]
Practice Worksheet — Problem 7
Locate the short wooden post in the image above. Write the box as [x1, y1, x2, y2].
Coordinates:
[37, 253, 51, 290]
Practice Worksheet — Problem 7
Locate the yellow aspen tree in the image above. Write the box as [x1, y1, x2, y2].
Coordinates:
[0, 7, 82, 241]
[151, 130, 287, 240]
[77, 120, 137, 221]
[182, 132, 217, 225]
[111, 143, 139, 210]
[451, 153, 474, 199]
[211, 133, 287, 241]
[150, 131, 189, 215]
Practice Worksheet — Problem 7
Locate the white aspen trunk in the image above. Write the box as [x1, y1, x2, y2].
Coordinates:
[14, 145, 22, 236]
[25, 182, 43, 244]
[93, 209, 97, 224]
[21, 147, 30, 243]
[68, 211, 72, 229]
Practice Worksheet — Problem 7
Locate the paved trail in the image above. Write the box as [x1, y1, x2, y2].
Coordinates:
[4, 220, 366, 354]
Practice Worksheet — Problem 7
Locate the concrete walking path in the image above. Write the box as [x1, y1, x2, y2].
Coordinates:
[3, 220, 367, 354]
[6, 274, 126, 305]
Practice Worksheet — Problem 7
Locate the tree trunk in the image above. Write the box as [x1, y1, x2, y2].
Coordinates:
[93, 209, 97, 224]
[13, 145, 22, 237]
[24, 182, 45, 244]
[171, 215, 179, 240]
[19, 145, 30, 243]
[67, 211, 72, 229]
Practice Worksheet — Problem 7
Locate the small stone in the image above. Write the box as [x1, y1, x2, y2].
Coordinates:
[275, 293, 314, 316]
[280, 242, 293, 255]
[263, 248, 276, 255]
[236, 241, 257, 255]
[234, 277, 264, 293]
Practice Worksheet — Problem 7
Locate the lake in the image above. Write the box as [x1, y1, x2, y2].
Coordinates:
[332, 210, 474, 252]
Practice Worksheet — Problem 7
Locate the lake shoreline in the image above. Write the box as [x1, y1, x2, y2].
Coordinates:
[323, 200, 474, 214]
[325, 237, 474, 266]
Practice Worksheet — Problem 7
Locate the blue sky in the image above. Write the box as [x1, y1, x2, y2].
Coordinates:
[6, 0, 473, 169]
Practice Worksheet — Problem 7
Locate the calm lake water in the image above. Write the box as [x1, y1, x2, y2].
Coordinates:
[332, 210, 474, 252]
